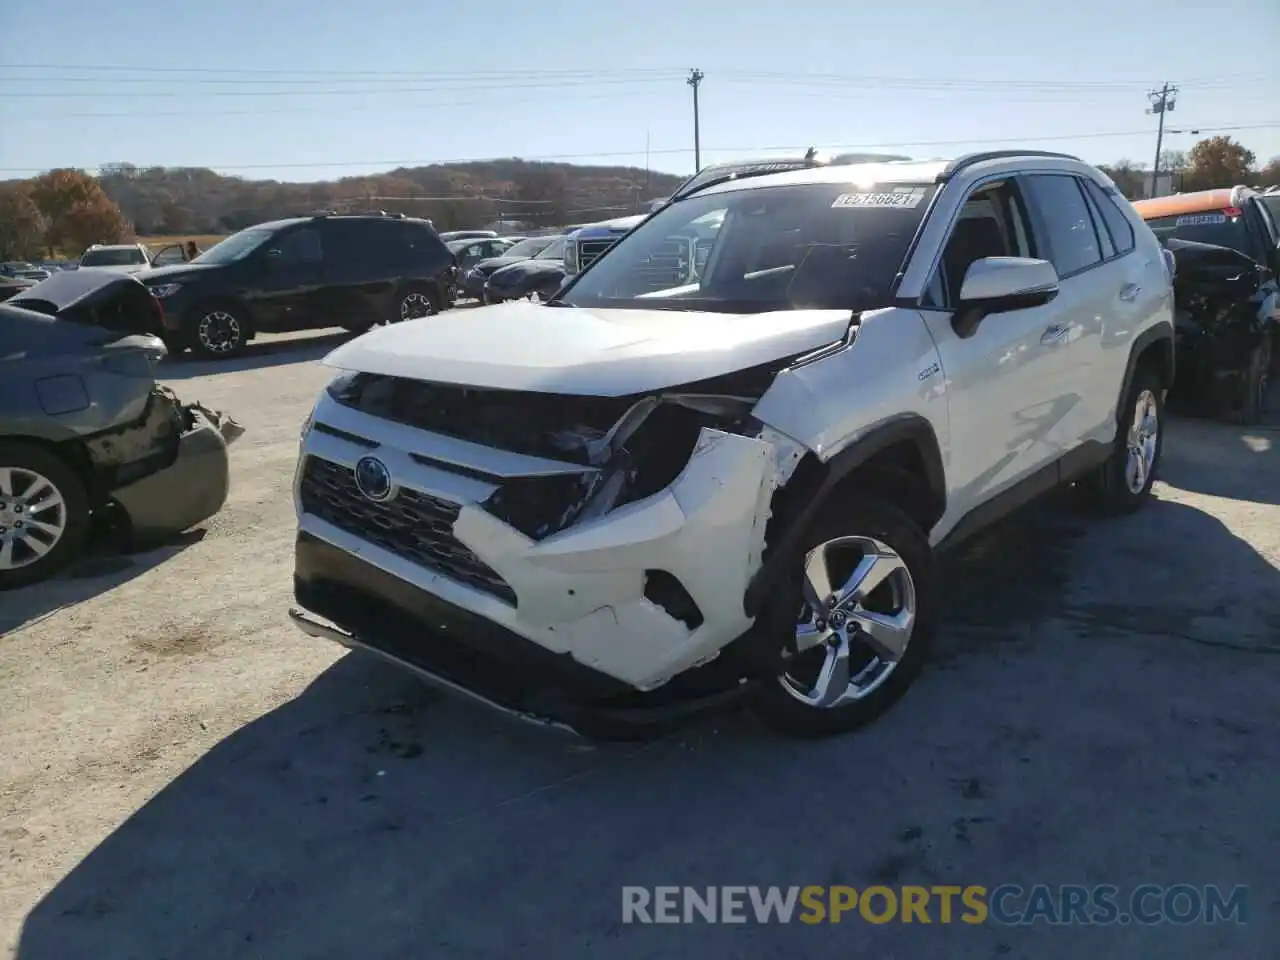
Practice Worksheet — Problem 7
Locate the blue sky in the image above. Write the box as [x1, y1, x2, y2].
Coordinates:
[1, 0, 1276, 183]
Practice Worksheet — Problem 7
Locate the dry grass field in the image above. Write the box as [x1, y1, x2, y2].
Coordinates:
[137, 234, 229, 251]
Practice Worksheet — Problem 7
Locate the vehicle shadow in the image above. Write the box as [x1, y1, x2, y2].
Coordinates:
[1157, 413, 1280, 505]
[158, 331, 354, 380]
[0, 530, 205, 637]
[14, 492, 1279, 959]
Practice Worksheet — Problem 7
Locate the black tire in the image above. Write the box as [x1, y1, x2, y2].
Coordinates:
[750, 495, 938, 739]
[1236, 332, 1272, 426]
[0, 441, 91, 591]
[1082, 366, 1165, 515]
[395, 285, 438, 323]
[188, 301, 248, 359]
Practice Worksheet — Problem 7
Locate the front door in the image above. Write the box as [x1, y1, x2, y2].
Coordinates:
[916, 177, 1078, 530]
[247, 226, 325, 331]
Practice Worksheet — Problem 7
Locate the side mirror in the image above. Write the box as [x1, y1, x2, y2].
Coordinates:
[953, 257, 1060, 338]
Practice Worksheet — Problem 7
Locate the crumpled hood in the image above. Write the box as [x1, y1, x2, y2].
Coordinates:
[323, 299, 853, 396]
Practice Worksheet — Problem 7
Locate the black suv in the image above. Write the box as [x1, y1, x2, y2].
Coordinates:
[139, 214, 455, 358]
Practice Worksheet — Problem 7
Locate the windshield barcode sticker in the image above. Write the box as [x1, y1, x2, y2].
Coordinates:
[1175, 213, 1228, 226]
[832, 187, 927, 209]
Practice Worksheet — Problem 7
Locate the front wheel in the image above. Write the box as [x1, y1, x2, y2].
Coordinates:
[0, 441, 91, 590]
[190, 303, 248, 358]
[750, 495, 937, 738]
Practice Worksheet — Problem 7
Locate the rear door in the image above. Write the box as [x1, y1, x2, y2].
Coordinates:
[1016, 172, 1126, 455]
[320, 219, 397, 328]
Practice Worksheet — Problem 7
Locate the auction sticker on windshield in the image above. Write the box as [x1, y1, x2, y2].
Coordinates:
[832, 187, 927, 209]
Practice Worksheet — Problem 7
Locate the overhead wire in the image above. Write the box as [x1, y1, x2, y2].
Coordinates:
[2, 121, 1276, 175]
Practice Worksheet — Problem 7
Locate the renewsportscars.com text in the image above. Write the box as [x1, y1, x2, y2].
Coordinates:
[621, 884, 1248, 925]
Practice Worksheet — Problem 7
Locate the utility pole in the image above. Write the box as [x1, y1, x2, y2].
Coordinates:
[1146, 82, 1178, 199]
[687, 68, 705, 173]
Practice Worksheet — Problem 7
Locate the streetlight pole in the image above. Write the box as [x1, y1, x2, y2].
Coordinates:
[687, 68, 705, 173]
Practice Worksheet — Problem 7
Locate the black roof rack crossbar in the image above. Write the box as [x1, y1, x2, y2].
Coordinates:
[939, 150, 1080, 182]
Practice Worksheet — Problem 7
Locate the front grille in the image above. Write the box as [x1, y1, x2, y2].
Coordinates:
[299, 456, 516, 605]
[578, 238, 617, 269]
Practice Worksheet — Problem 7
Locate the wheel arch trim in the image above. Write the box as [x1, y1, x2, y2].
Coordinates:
[1116, 321, 1175, 426]
[743, 414, 946, 618]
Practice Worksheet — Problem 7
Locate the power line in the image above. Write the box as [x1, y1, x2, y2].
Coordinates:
[4, 121, 1275, 176]
[0, 76, 679, 99]
[2, 90, 673, 121]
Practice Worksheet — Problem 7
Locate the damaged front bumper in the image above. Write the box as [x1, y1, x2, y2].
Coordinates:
[292, 388, 801, 733]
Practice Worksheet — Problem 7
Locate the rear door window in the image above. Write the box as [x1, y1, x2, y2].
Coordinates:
[1019, 174, 1104, 278]
[323, 219, 385, 270]
[1082, 179, 1136, 255]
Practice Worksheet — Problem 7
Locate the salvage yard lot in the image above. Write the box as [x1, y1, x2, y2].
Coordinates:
[2, 329, 1278, 960]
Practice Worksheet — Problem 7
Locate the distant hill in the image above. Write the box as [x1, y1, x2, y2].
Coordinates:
[89, 159, 687, 236]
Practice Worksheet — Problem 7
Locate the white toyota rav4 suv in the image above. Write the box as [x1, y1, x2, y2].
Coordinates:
[290, 150, 1174, 739]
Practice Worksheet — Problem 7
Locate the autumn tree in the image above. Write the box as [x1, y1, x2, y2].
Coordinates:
[1098, 160, 1147, 199]
[1182, 137, 1256, 192]
[0, 183, 49, 260]
[1254, 156, 1280, 187]
[28, 168, 133, 255]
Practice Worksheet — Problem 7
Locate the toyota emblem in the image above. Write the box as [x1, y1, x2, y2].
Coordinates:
[354, 456, 394, 502]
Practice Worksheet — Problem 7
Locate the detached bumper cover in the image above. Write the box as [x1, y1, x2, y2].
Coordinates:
[110, 407, 238, 540]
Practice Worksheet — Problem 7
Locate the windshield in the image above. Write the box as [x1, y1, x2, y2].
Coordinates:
[192, 227, 274, 265]
[81, 247, 147, 266]
[536, 236, 568, 260]
[1145, 210, 1254, 257]
[556, 181, 936, 313]
[503, 236, 553, 258]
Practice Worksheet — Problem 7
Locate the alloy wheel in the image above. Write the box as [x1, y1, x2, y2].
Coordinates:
[0, 466, 68, 571]
[779, 535, 917, 709]
[197, 310, 242, 354]
[1125, 389, 1160, 494]
[399, 292, 434, 321]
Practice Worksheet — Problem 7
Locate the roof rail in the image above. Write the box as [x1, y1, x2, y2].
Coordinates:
[939, 150, 1081, 182]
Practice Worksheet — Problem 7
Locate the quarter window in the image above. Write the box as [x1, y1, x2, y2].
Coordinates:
[1021, 174, 1103, 277]
[1082, 179, 1136, 255]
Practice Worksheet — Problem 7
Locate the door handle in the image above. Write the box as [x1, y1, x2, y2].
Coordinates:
[1040, 324, 1069, 346]
[1119, 283, 1141, 302]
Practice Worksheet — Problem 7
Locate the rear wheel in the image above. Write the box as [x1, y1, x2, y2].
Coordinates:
[1082, 366, 1164, 515]
[396, 286, 438, 322]
[750, 495, 937, 738]
[0, 442, 91, 590]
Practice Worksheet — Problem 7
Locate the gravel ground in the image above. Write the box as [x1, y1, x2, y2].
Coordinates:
[2, 330, 1277, 960]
